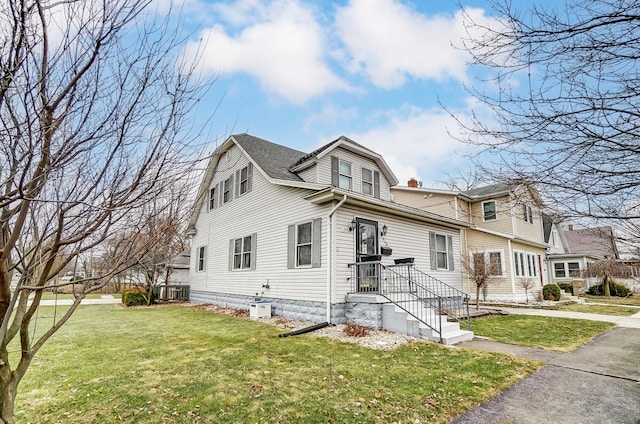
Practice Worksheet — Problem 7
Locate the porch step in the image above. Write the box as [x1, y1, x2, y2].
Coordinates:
[382, 304, 473, 345]
[560, 292, 586, 303]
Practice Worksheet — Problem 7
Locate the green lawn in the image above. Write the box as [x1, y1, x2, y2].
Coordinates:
[471, 315, 614, 351]
[582, 294, 640, 307]
[15, 305, 541, 423]
[558, 303, 639, 316]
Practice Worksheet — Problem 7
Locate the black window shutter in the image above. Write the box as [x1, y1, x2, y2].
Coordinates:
[247, 163, 253, 193]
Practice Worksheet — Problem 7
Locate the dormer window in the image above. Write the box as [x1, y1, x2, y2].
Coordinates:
[362, 168, 373, 195]
[339, 159, 352, 190]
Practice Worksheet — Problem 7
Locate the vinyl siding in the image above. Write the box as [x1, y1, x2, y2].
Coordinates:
[190, 146, 330, 303]
[333, 206, 464, 301]
[317, 148, 391, 201]
[390, 190, 468, 222]
[298, 164, 317, 183]
[469, 196, 514, 233]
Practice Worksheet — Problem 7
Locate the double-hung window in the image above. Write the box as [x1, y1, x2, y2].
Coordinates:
[296, 222, 312, 267]
[435, 234, 449, 269]
[208, 187, 216, 210]
[362, 168, 373, 195]
[223, 177, 232, 204]
[429, 232, 454, 271]
[287, 219, 322, 269]
[339, 159, 352, 190]
[230, 234, 256, 270]
[482, 200, 497, 221]
[568, 262, 580, 277]
[514, 251, 526, 277]
[196, 246, 206, 272]
[473, 251, 503, 276]
[239, 166, 249, 195]
[523, 204, 534, 223]
[554, 263, 566, 278]
[527, 253, 538, 277]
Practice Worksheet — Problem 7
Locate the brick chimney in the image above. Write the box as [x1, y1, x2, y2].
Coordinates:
[408, 178, 418, 188]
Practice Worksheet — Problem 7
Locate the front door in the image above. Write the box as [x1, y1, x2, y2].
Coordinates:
[355, 218, 379, 292]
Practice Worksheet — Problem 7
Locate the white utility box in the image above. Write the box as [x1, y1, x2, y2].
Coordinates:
[250, 301, 272, 319]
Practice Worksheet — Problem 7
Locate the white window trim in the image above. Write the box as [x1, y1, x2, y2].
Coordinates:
[523, 204, 534, 224]
[472, 250, 505, 276]
[482, 200, 497, 222]
[361, 167, 373, 196]
[239, 165, 249, 196]
[435, 234, 449, 270]
[514, 250, 526, 277]
[208, 187, 216, 211]
[295, 221, 313, 268]
[232, 235, 253, 270]
[223, 177, 232, 204]
[339, 159, 352, 190]
[196, 246, 206, 272]
[553, 262, 567, 278]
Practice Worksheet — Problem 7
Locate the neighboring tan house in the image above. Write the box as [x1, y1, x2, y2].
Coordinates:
[391, 181, 549, 302]
[544, 220, 620, 287]
[186, 134, 474, 344]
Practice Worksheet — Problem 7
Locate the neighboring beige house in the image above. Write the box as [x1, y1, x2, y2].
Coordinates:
[186, 134, 473, 344]
[391, 181, 549, 302]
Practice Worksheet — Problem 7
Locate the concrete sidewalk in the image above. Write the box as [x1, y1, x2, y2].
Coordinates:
[36, 295, 121, 306]
[451, 306, 640, 423]
[451, 326, 640, 424]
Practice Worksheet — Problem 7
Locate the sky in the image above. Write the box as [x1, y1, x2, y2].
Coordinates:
[171, 0, 514, 187]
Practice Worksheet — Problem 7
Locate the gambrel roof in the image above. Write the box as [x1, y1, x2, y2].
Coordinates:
[187, 133, 400, 233]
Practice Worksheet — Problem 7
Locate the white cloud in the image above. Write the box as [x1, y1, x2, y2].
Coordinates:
[182, 0, 348, 104]
[335, 0, 489, 89]
[303, 103, 360, 131]
[339, 105, 476, 186]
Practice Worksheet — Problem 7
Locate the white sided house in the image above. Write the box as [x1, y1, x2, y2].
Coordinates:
[186, 134, 473, 344]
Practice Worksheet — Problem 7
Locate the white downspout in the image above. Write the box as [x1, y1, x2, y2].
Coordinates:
[327, 194, 348, 323]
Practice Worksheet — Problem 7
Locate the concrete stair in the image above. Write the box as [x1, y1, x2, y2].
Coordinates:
[382, 303, 474, 345]
[560, 292, 586, 303]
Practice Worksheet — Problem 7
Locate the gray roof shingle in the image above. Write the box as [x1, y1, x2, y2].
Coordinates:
[233, 133, 306, 182]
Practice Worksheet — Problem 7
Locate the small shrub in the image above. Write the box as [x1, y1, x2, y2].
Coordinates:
[343, 323, 371, 337]
[586, 282, 631, 297]
[543, 284, 562, 301]
[122, 289, 149, 306]
[557, 282, 573, 294]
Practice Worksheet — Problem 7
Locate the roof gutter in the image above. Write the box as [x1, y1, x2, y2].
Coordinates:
[326, 193, 348, 323]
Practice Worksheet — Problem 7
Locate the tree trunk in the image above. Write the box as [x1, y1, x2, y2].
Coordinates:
[0, 368, 18, 424]
[603, 275, 611, 297]
[475, 285, 481, 310]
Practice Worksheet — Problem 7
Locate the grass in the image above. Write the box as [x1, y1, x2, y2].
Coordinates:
[582, 294, 640, 307]
[558, 303, 639, 316]
[471, 315, 614, 351]
[15, 305, 542, 423]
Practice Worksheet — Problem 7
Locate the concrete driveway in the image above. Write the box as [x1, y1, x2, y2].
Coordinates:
[451, 317, 640, 424]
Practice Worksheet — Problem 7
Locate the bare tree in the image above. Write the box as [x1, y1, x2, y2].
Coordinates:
[457, 0, 640, 241]
[585, 259, 636, 297]
[110, 182, 191, 305]
[0, 1, 210, 421]
[462, 252, 500, 310]
[517, 279, 535, 304]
